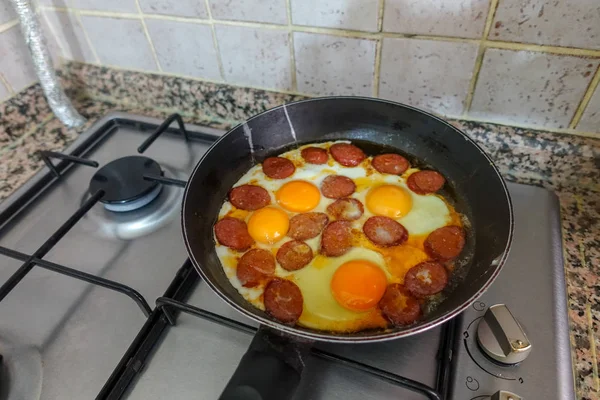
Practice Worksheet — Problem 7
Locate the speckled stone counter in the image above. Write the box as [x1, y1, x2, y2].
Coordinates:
[1, 62, 599, 399]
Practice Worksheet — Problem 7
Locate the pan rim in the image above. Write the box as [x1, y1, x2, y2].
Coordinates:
[181, 96, 514, 343]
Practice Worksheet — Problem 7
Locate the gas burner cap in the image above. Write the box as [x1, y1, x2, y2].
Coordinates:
[89, 156, 163, 212]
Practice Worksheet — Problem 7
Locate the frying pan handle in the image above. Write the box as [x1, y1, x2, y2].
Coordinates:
[219, 325, 311, 400]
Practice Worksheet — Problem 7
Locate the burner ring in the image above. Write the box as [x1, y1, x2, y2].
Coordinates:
[90, 156, 162, 204]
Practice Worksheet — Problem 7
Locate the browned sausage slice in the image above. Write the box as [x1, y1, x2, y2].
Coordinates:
[378, 284, 421, 326]
[404, 261, 448, 297]
[321, 175, 356, 199]
[424, 226, 465, 261]
[288, 212, 329, 240]
[263, 157, 295, 179]
[229, 184, 271, 210]
[321, 221, 353, 257]
[329, 143, 366, 167]
[214, 217, 254, 251]
[301, 147, 328, 164]
[372, 154, 410, 175]
[327, 198, 364, 221]
[236, 249, 276, 287]
[264, 279, 303, 324]
[276, 240, 313, 271]
[407, 170, 445, 194]
[363, 216, 408, 247]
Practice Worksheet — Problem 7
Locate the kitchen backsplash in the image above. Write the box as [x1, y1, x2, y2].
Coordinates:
[1, 0, 600, 135]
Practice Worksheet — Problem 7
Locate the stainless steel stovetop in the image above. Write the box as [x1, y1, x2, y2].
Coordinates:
[0, 113, 575, 400]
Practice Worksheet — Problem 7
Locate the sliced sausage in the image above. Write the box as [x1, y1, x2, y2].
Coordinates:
[301, 147, 328, 164]
[321, 221, 353, 257]
[327, 198, 364, 221]
[378, 284, 421, 326]
[329, 143, 366, 167]
[236, 249, 276, 287]
[407, 170, 445, 195]
[321, 175, 356, 199]
[214, 217, 254, 251]
[363, 216, 408, 247]
[404, 261, 448, 297]
[288, 212, 329, 240]
[277, 240, 313, 271]
[264, 279, 304, 324]
[372, 154, 410, 175]
[263, 157, 295, 179]
[424, 226, 465, 261]
[229, 184, 271, 210]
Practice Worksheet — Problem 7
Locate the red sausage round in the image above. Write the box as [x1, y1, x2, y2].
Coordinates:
[363, 216, 408, 247]
[327, 198, 364, 221]
[229, 184, 271, 210]
[372, 154, 410, 175]
[407, 170, 445, 195]
[378, 284, 421, 326]
[276, 240, 313, 271]
[424, 226, 466, 261]
[321, 175, 356, 199]
[214, 217, 254, 251]
[404, 261, 448, 297]
[321, 221, 353, 257]
[236, 249, 276, 287]
[301, 147, 328, 164]
[264, 279, 304, 324]
[329, 143, 366, 167]
[288, 212, 329, 241]
[263, 157, 295, 179]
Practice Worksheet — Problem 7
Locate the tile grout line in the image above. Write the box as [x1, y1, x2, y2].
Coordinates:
[585, 303, 600, 392]
[372, 0, 385, 97]
[0, 72, 14, 95]
[204, 0, 226, 81]
[0, 18, 18, 33]
[76, 11, 101, 64]
[569, 64, 600, 129]
[286, 0, 297, 92]
[38, 9, 69, 61]
[134, 0, 162, 72]
[462, 0, 500, 116]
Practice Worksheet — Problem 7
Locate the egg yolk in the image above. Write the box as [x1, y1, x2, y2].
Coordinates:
[247, 207, 289, 244]
[330, 260, 388, 311]
[366, 185, 413, 218]
[276, 181, 321, 212]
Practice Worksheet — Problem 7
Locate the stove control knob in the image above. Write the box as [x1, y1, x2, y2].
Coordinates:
[477, 304, 531, 365]
[491, 390, 522, 400]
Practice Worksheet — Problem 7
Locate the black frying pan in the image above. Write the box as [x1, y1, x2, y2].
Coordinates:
[181, 97, 513, 399]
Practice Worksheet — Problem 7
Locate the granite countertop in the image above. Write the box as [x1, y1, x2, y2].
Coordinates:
[1, 62, 599, 399]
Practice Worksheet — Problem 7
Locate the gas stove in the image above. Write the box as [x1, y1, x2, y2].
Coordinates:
[0, 113, 575, 400]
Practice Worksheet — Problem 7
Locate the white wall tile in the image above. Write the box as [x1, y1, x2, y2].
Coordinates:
[491, 0, 600, 50]
[379, 38, 478, 116]
[69, 0, 139, 13]
[291, 0, 379, 32]
[39, 11, 63, 66]
[0, 25, 37, 92]
[0, 78, 9, 101]
[470, 49, 598, 129]
[383, 0, 489, 38]
[146, 19, 220, 80]
[80, 16, 157, 71]
[0, 0, 16, 25]
[294, 32, 376, 96]
[42, 10, 95, 63]
[577, 86, 600, 132]
[35, 0, 68, 6]
[209, 0, 287, 24]
[139, 0, 208, 18]
[216, 25, 291, 90]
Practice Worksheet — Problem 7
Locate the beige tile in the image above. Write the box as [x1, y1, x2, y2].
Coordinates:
[379, 38, 478, 116]
[577, 86, 600, 132]
[80, 16, 158, 71]
[69, 0, 138, 13]
[291, 0, 379, 32]
[209, 0, 287, 24]
[294, 32, 376, 96]
[139, 0, 208, 18]
[491, 0, 600, 50]
[0, 26, 38, 92]
[383, 0, 489, 38]
[215, 25, 291, 90]
[470, 49, 598, 129]
[42, 10, 95, 63]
